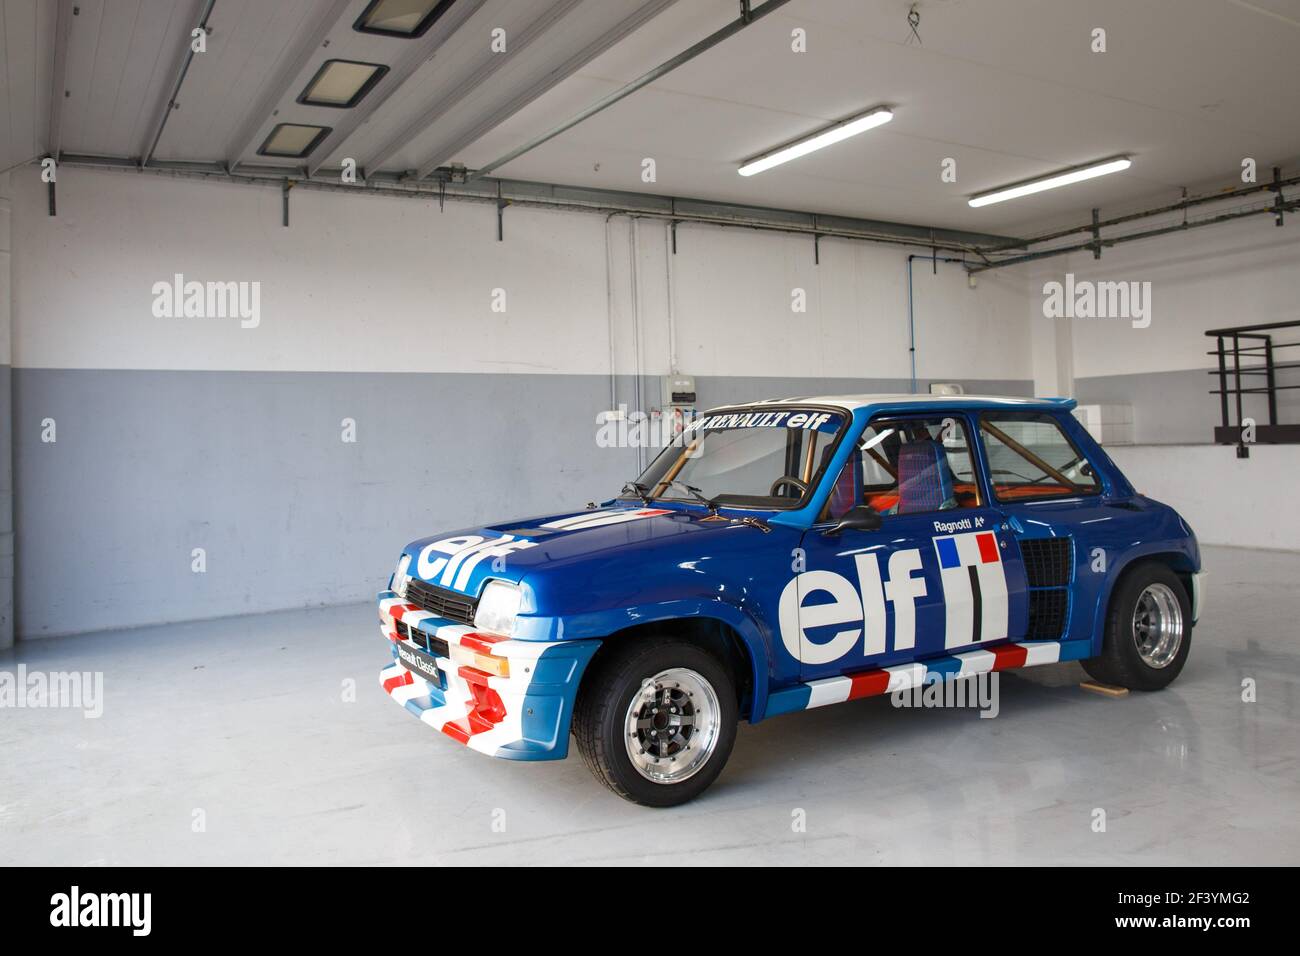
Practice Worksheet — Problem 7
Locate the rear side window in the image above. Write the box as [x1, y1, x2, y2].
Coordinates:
[979, 413, 1100, 502]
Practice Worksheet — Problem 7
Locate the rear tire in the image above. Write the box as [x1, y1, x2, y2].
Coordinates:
[1083, 561, 1192, 691]
[574, 638, 737, 807]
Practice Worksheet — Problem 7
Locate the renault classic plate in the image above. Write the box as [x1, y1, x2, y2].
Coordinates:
[396, 639, 446, 688]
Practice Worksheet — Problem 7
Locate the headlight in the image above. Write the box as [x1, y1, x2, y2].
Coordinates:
[474, 581, 522, 637]
[391, 553, 412, 597]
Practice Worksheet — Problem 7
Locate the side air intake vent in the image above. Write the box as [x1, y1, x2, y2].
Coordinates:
[1017, 537, 1073, 640]
[1027, 590, 1069, 639]
[1019, 537, 1073, 588]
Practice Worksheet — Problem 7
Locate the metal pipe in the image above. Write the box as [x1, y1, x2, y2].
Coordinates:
[468, 0, 795, 180]
[58, 154, 993, 255]
[664, 221, 678, 374]
[906, 253, 965, 393]
[982, 173, 1300, 253]
[143, 0, 217, 167]
[970, 198, 1300, 272]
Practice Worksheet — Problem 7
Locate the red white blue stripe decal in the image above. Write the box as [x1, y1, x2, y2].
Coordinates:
[764, 637, 1092, 717]
[934, 530, 1009, 649]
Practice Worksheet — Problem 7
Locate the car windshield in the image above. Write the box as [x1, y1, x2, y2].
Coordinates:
[628, 407, 848, 509]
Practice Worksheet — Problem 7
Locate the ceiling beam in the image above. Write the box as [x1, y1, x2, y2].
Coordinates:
[304, 0, 489, 178]
[225, 0, 353, 173]
[45, 0, 75, 159]
[469, 0, 792, 180]
[141, 0, 217, 167]
[407, 0, 679, 181]
[359, 0, 587, 178]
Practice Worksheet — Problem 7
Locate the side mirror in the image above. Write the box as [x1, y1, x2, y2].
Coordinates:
[826, 504, 883, 535]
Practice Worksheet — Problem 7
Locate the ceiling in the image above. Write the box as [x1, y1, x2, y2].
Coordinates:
[3, 0, 1298, 237]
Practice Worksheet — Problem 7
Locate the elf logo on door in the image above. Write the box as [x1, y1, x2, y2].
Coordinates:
[778, 532, 1010, 663]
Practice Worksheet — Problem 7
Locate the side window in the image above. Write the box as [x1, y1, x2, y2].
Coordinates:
[823, 415, 980, 520]
[980, 413, 1101, 502]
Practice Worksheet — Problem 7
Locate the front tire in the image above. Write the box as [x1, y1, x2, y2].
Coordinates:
[1083, 561, 1192, 691]
[574, 639, 738, 807]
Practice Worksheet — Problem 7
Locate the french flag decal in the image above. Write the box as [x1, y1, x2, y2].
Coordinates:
[933, 531, 1009, 649]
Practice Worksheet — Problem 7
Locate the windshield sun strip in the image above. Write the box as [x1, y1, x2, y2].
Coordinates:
[633, 404, 852, 512]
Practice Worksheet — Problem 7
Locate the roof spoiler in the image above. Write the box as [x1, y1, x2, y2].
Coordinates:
[1041, 397, 1078, 410]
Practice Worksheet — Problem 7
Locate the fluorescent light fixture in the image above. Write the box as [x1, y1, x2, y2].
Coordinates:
[968, 156, 1132, 208]
[298, 59, 389, 108]
[353, 0, 457, 38]
[257, 123, 332, 158]
[738, 107, 894, 177]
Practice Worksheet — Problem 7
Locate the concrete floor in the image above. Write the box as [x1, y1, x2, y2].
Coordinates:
[2, 543, 1297, 866]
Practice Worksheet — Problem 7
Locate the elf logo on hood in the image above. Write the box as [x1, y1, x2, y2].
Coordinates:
[415, 510, 672, 591]
[417, 534, 539, 590]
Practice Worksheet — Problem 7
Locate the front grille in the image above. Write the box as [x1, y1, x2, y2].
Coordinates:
[1019, 537, 1073, 588]
[395, 619, 451, 659]
[403, 578, 478, 627]
[1027, 589, 1069, 640]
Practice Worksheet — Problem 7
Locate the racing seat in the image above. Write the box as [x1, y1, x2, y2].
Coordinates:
[826, 450, 863, 519]
[896, 438, 956, 514]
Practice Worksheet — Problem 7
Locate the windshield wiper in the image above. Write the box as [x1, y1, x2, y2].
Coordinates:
[621, 480, 653, 505]
[663, 479, 718, 512]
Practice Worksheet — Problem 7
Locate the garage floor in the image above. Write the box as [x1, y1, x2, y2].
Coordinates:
[2, 544, 1296, 866]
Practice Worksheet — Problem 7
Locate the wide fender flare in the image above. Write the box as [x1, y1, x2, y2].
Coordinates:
[1088, 540, 1199, 656]
[559, 598, 774, 719]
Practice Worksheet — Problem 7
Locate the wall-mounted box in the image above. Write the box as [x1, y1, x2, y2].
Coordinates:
[661, 374, 696, 407]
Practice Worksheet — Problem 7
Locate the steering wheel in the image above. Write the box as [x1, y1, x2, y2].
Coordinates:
[769, 476, 810, 498]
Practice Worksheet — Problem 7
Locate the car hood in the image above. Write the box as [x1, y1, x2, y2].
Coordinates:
[395, 504, 771, 600]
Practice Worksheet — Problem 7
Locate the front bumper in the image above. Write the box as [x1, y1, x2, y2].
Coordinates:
[377, 591, 598, 761]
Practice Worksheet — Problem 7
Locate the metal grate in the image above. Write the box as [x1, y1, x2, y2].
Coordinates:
[403, 578, 478, 627]
[395, 619, 450, 659]
[1019, 537, 1073, 588]
[1027, 589, 1069, 640]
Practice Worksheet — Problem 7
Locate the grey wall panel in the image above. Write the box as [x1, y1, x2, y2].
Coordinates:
[1075, 369, 1300, 445]
[13, 369, 642, 639]
[0, 365, 12, 649]
[12, 370, 1032, 639]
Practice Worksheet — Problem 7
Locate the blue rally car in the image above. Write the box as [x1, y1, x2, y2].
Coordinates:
[377, 395, 1204, 806]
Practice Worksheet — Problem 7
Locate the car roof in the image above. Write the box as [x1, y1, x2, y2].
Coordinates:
[709, 393, 1077, 414]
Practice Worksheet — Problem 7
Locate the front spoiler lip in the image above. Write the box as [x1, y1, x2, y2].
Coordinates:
[377, 591, 599, 761]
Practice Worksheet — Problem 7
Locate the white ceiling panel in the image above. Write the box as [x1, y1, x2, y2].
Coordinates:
[341, 0, 678, 177]
[149, 0, 337, 162]
[0, 0, 55, 172]
[7, 0, 1297, 239]
[56, 0, 198, 158]
[450, 0, 1300, 234]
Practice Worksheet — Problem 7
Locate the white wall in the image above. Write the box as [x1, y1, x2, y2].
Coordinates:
[1062, 218, 1300, 380]
[1025, 216, 1300, 552]
[12, 165, 1035, 385]
[1109, 444, 1300, 551]
[0, 171, 11, 368]
[1025, 217, 1300, 443]
[668, 225, 1032, 383]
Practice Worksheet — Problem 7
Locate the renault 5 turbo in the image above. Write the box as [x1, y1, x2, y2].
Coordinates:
[376, 395, 1203, 806]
